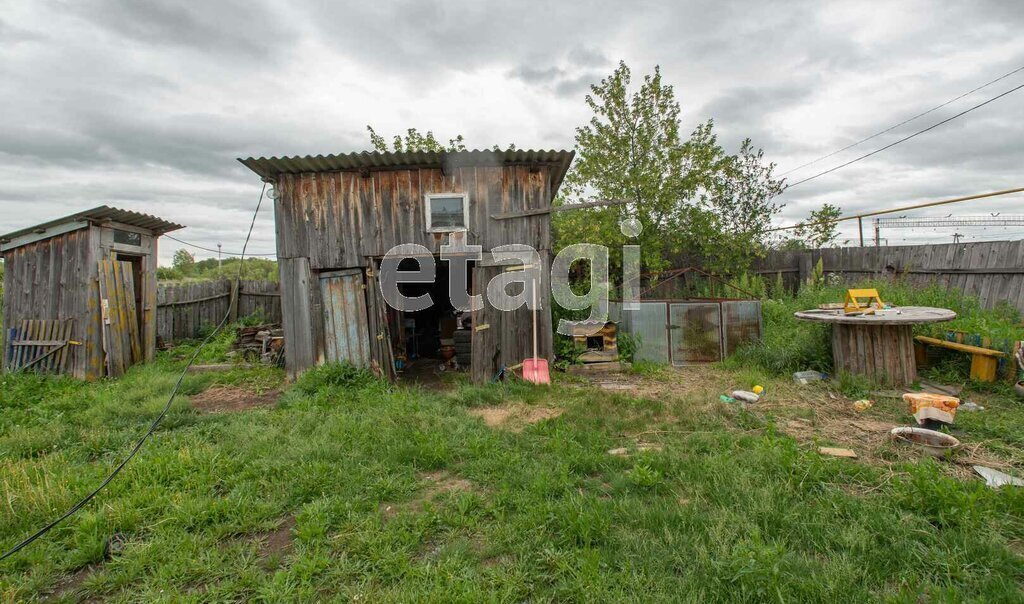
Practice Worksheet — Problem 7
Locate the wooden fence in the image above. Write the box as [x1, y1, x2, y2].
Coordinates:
[156, 279, 281, 346]
[751, 239, 1024, 314]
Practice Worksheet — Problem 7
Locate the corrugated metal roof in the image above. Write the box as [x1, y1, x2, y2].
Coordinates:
[238, 149, 575, 183]
[0, 205, 184, 243]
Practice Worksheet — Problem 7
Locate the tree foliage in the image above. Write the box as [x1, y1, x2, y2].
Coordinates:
[789, 203, 843, 249]
[172, 249, 195, 271]
[158, 252, 278, 282]
[554, 61, 785, 278]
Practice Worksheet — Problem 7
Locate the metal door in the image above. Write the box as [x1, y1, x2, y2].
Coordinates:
[319, 269, 371, 368]
[669, 302, 723, 366]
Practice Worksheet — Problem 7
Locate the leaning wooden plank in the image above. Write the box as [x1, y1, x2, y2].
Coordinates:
[54, 320, 74, 374]
[39, 320, 55, 373]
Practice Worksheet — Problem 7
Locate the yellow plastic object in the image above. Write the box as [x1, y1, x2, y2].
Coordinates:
[843, 288, 885, 314]
[752, 385, 764, 395]
[852, 399, 874, 412]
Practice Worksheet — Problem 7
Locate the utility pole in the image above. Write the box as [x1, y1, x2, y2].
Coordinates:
[874, 221, 881, 247]
[952, 233, 962, 245]
[858, 217, 864, 247]
[217, 243, 222, 272]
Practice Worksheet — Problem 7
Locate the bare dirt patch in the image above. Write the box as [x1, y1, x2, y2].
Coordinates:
[468, 404, 564, 432]
[380, 470, 479, 520]
[190, 386, 281, 413]
[46, 564, 101, 603]
[254, 517, 295, 569]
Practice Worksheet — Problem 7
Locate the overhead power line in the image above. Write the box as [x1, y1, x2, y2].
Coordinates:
[781, 64, 1024, 176]
[164, 234, 277, 257]
[785, 82, 1024, 189]
[768, 186, 1024, 233]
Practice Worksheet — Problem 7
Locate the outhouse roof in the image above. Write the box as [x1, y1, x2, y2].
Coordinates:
[1, 205, 184, 249]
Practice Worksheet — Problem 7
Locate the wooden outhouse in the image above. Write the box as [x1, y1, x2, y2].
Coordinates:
[239, 149, 574, 383]
[1, 206, 183, 379]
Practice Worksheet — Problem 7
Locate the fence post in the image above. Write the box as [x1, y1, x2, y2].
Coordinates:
[797, 253, 812, 287]
[229, 279, 240, 324]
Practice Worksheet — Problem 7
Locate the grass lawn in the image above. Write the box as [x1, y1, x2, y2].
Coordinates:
[1, 357, 1023, 602]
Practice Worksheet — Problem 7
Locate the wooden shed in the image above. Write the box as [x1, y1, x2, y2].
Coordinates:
[239, 149, 574, 383]
[1, 206, 183, 379]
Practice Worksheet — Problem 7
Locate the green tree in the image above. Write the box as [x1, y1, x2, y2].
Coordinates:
[792, 203, 842, 249]
[555, 61, 785, 278]
[172, 249, 195, 274]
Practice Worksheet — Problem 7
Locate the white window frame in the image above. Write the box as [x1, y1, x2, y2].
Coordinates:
[424, 192, 470, 233]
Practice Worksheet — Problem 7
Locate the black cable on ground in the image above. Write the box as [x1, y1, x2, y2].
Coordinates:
[0, 182, 269, 563]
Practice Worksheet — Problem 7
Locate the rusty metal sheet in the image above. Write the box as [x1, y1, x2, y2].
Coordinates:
[669, 302, 722, 366]
[318, 269, 371, 368]
[721, 300, 762, 356]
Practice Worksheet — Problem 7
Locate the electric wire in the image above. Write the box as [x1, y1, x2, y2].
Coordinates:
[164, 234, 277, 257]
[780, 64, 1024, 176]
[0, 183, 269, 563]
[785, 82, 1024, 188]
[768, 186, 1024, 233]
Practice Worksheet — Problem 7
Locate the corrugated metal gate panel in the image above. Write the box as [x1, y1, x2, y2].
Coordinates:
[319, 269, 371, 368]
[721, 301, 762, 356]
[669, 302, 722, 366]
[630, 302, 670, 364]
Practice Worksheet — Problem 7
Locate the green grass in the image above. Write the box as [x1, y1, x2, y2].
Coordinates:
[1, 358, 1023, 601]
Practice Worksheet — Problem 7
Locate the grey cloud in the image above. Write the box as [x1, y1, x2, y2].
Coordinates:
[2, 0, 1024, 262]
[60, 0, 298, 61]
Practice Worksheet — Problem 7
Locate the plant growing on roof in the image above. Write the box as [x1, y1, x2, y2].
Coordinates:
[366, 126, 516, 153]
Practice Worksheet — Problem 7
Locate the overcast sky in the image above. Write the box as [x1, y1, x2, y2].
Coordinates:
[2, 0, 1023, 264]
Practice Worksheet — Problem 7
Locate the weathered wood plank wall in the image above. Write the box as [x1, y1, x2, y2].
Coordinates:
[274, 164, 558, 381]
[1, 228, 98, 379]
[274, 166, 554, 267]
[751, 240, 1024, 314]
[155, 279, 281, 345]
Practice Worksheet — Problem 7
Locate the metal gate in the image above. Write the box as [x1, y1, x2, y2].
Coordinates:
[319, 269, 371, 368]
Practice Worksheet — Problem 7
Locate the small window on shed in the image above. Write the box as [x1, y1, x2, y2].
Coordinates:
[425, 193, 469, 232]
[113, 229, 142, 246]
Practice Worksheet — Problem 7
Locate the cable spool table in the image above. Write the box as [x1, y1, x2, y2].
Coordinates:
[793, 307, 956, 385]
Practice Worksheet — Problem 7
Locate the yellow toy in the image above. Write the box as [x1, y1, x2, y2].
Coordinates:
[752, 385, 764, 395]
[843, 288, 885, 315]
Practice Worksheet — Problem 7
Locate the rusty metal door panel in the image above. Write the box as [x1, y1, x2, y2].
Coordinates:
[669, 302, 722, 366]
[721, 301, 762, 356]
[628, 302, 670, 364]
[319, 269, 371, 368]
